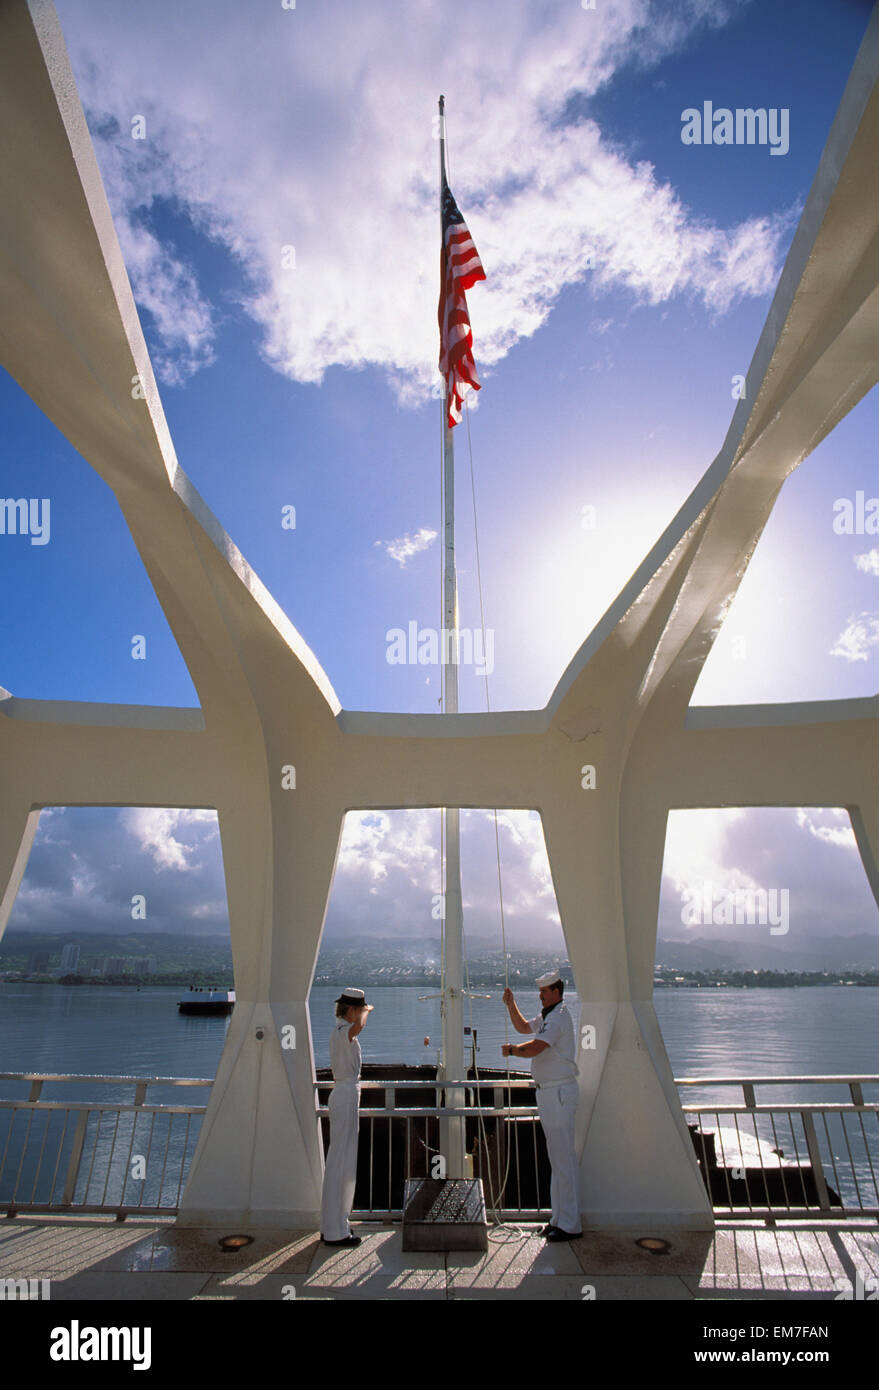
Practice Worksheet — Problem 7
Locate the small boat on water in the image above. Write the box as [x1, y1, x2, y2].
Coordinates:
[177, 986, 235, 1016]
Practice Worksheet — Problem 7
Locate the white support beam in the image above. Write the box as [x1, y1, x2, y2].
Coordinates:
[0, 0, 877, 1228]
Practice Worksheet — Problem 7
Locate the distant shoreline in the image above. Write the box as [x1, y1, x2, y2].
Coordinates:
[3, 972, 879, 990]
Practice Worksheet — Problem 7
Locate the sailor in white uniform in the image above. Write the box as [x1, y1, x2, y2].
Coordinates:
[320, 987, 373, 1247]
[502, 970, 582, 1241]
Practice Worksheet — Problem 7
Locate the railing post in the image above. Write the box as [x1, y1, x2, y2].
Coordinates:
[61, 1111, 89, 1207]
[801, 1112, 832, 1211]
[387, 1089, 393, 1214]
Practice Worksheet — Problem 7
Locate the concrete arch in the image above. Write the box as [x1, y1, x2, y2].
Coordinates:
[0, 0, 877, 1226]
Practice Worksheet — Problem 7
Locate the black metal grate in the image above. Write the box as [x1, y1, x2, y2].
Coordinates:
[403, 1177, 485, 1224]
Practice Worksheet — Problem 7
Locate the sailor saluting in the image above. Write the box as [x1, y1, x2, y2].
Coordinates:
[320, 987, 373, 1247]
[501, 970, 582, 1242]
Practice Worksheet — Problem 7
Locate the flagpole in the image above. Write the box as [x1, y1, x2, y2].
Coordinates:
[438, 93, 466, 1180]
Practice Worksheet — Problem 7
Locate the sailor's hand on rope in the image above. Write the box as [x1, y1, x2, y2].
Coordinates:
[501, 1044, 515, 1058]
[502, 987, 514, 1006]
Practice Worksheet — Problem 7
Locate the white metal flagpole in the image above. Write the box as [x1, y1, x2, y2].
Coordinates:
[438, 93, 466, 1179]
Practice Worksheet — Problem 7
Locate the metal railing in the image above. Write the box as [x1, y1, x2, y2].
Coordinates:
[2, 1071, 877, 1221]
[679, 1075, 879, 1219]
[0, 1074, 210, 1215]
[314, 1076, 551, 1219]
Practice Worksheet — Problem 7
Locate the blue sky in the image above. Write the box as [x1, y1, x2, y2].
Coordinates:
[3, 0, 878, 957]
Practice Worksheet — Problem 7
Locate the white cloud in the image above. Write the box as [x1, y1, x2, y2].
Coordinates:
[830, 613, 879, 663]
[120, 808, 218, 871]
[35, 806, 70, 847]
[796, 808, 856, 850]
[375, 528, 437, 567]
[464, 809, 561, 928]
[658, 806, 878, 945]
[854, 549, 879, 576]
[336, 809, 438, 894]
[190, 899, 228, 920]
[57, 0, 785, 399]
[12, 808, 229, 935]
[663, 807, 757, 907]
[326, 806, 562, 944]
[69, 851, 98, 898]
[115, 220, 216, 385]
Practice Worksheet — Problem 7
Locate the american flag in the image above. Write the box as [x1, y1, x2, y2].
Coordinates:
[438, 178, 486, 428]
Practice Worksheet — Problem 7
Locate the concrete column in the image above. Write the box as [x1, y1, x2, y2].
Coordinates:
[850, 802, 879, 916]
[177, 796, 343, 1227]
[0, 802, 40, 941]
[542, 799, 713, 1229]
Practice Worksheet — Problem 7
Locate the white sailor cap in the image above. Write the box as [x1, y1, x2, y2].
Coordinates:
[335, 987, 366, 1005]
[535, 970, 563, 988]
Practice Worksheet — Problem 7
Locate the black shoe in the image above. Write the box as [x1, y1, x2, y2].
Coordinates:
[539, 1223, 558, 1238]
[545, 1228, 582, 1242]
[321, 1234, 362, 1247]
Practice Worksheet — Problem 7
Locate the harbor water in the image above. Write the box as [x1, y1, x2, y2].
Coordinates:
[1, 982, 876, 1101]
[1, 983, 876, 1211]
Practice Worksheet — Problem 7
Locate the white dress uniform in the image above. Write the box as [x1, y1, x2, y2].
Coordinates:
[527, 1000, 581, 1235]
[320, 1013, 362, 1241]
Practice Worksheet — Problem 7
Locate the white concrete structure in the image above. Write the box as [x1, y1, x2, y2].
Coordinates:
[1, 0, 878, 1229]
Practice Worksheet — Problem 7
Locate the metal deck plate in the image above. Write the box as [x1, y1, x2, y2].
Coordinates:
[401, 1178, 488, 1251]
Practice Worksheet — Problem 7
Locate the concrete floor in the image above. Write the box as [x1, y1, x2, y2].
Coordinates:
[2, 1213, 878, 1300]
